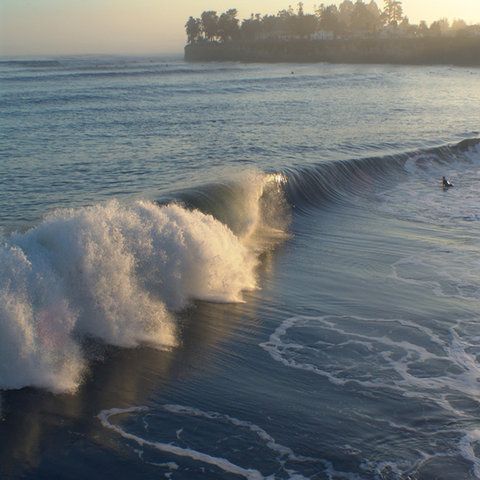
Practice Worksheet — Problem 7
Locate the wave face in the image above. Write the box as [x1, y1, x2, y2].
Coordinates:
[283, 138, 480, 212]
[0, 173, 287, 393]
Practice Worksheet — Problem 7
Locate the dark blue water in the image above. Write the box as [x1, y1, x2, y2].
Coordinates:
[1, 57, 480, 479]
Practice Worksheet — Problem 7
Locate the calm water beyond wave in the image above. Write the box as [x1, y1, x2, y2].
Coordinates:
[1, 57, 480, 479]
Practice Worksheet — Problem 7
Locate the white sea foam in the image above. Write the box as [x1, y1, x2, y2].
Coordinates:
[262, 314, 480, 475]
[98, 404, 365, 479]
[99, 404, 367, 479]
[162, 404, 311, 463]
[261, 315, 480, 413]
[0, 244, 84, 392]
[221, 171, 290, 249]
[378, 144, 480, 227]
[0, 173, 287, 393]
[391, 250, 480, 302]
[459, 429, 480, 478]
[98, 405, 311, 480]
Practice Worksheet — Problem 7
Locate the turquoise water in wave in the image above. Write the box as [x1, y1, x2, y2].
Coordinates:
[2, 57, 480, 479]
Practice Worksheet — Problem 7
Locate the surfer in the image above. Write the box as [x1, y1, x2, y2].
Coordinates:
[442, 176, 453, 188]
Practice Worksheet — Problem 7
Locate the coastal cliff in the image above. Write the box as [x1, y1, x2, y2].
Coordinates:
[185, 37, 480, 66]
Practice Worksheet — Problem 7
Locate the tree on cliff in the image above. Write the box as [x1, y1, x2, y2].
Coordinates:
[383, 0, 403, 25]
[185, 17, 202, 44]
[201, 11, 219, 41]
[261, 14, 280, 37]
[367, 0, 381, 17]
[338, 0, 355, 31]
[367, 1, 383, 27]
[316, 4, 342, 36]
[292, 3, 318, 37]
[451, 19, 468, 33]
[418, 21, 429, 37]
[218, 9, 240, 41]
[350, 0, 383, 34]
[276, 6, 297, 36]
[316, 1, 382, 36]
[241, 14, 263, 39]
[298, 14, 319, 37]
[429, 18, 450, 36]
[188, 2, 478, 45]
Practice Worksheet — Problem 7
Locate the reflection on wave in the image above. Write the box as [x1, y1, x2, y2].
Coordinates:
[0, 295, 265, 477]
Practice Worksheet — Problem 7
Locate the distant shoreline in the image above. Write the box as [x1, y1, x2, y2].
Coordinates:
[185, 37, 480, 66]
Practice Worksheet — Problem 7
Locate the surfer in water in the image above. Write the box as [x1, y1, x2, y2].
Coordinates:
[442, 176, 453, 188]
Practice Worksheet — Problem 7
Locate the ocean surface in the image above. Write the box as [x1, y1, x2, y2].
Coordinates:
[1, 56, 480, 479]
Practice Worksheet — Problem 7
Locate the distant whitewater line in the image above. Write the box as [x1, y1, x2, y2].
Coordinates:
[185, 37, 480, 65]
[0, 60, 62, 68]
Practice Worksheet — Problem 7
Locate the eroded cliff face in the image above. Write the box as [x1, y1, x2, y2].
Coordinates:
[185, 37, 480, 65]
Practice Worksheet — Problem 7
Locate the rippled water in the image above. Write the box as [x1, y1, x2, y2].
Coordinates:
[1, 57, 480, 479]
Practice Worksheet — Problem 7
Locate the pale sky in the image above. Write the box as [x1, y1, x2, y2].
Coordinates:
[1, 0, 480, 56]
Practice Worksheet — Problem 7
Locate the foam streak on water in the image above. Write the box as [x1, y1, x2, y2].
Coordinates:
[98, 407, 265, 480]
[98, 405, 354, 480]
[260, 315, 480, 412]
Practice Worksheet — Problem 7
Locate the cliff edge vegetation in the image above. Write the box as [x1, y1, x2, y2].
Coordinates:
[184, 1, 480, 65]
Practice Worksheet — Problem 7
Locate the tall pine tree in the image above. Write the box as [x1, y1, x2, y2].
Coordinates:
[383, 0, 403, 25]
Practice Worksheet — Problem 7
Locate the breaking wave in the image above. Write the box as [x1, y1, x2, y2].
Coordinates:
[0, 172, 287, 393]
[284, 137, 480, 212]
[1, 138, 479, 394]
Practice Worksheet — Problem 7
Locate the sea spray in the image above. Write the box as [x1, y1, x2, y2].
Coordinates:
[174, 170, 290, 244]
[0, 244, 84, 392]
[0, 172, 289, 393]
[220, 171, 289, 242]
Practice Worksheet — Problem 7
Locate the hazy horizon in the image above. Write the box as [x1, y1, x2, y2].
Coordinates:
[1, 0, 480, 56]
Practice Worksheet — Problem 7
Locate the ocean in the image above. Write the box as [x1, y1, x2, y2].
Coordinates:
[1, 57, 480, 479]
